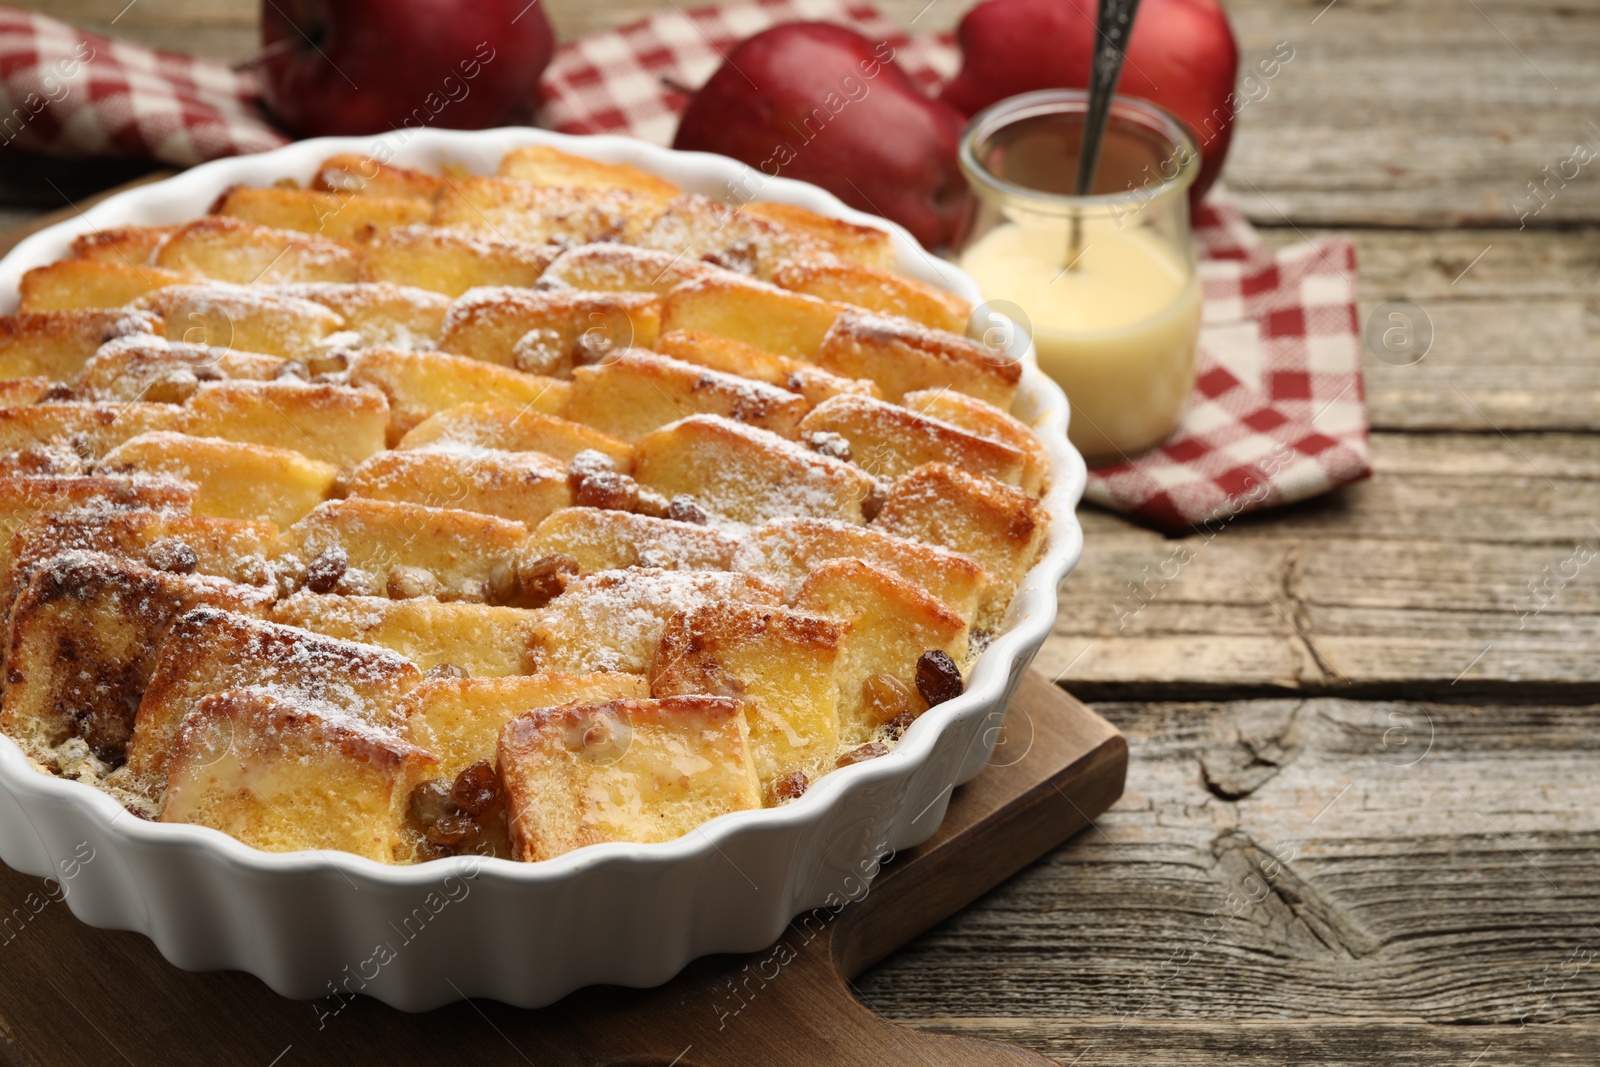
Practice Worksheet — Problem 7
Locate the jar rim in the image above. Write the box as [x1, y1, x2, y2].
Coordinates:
[958, 89, 1200, 215]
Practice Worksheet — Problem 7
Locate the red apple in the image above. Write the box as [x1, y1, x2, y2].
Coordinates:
[258, 0, 555, 138]
[672, 23, 969, 250]
[940, 0, 1240, 203]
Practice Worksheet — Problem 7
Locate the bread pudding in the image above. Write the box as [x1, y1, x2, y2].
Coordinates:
[0, 146, 1050, 865]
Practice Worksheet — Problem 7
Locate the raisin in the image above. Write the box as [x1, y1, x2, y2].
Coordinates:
[38, 383, 76, 403]
[915, 650, 964, 707]
[424, 663, 468, 681]
[570, 467, 637, 511]
[804, 430, 852, 463]
[862, 673, 912, 725]
[880, 710, 916, 741]
[425, 814, 479, 850]
[772, 772, 808, 801]
[408, 780, 453, 829]
[836, 742, 890, 768]
[511, 553, 578, 609]
[145, 537, 198, 575]
[387, 565, 441, 600]
[451, 761, 500, 817]
[304, 546, 348, 594]
[487, 560, 519, 605]
[666, 495, 709, 525]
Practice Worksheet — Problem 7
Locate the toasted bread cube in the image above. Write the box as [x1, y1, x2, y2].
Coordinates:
[101, 431, 337, 526]
[771, 259, 971, 333]
[0, 402, 189, 459]
[528, 568, 782, 673]
[135, 285, 343, 359]
[348, 348, 568, 443]
[271, 282, 449, 348]
[734, 518, 985, 624]
[497, 145, 679, 200]
[153, 217, 361, 285]
[634, 195, 829, 279]
[650, 604, 845, 793]
[69, 225, 178, 265]
[793, 558, 968, 746]
[281, 498, 530, 597]
[184, 380, 389, 468]
[212, 185, 432, 240]
[540, 243, 725, 295]
[0, 308, 162, 380]
[362, 226, 557, 297]
[0, 555, 272, 764]
[0, 378, 50, 406]
[271, 592, 545, 678]
[438, 288, 660, 375]
[871, 462, 1049, 623]
[653, 329, 880, 408]
[563, 351, 807, 440]
[903, 388, 1048, 496]
[1, 510, 274, 642]
[346, 447, 570, 527]
[399, 672, 647, 778]
[632, 415, 873, 526]
[399, 403, 630, 467]
[499, 696, 760, 861]
[0, 473, 192, 528]
[126, 607, 422, 783]
[160, 689, 437, 863]
[814, 309, 1021, 408]
[0, 448, 84, 478]
[432, 177, 655, 246]
[659, 275, 842, 360]
[17, 261, 189, 313]
[799, 394, 1027, 486]
[311, 154, 446, 201]
[744, 202, 894, 269]
[0, 475, 195, 577]
[75, 335, 285, 403]
[528, 508, 737, 573]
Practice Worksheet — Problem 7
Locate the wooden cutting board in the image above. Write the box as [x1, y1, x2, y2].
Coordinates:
[0, 670, 1123, 1066]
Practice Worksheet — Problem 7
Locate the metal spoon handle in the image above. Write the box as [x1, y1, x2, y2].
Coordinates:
[1074, 0, 1142, 197]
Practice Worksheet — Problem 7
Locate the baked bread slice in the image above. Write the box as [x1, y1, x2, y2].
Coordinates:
[499, 696, 760, 862]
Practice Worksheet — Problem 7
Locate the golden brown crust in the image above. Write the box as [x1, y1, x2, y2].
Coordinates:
[0, 147, 1054, 864]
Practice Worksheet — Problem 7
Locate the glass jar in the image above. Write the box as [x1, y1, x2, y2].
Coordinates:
[955, 89, 1202, 463]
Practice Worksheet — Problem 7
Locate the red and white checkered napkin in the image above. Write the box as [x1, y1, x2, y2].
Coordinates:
[539, 0, 1372, 533]
[0, 5, 286, 166]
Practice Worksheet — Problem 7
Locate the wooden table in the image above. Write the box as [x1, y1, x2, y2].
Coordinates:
[9, 0, 1600, 1062]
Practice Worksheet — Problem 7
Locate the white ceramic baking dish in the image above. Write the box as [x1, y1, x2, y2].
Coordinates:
[0, 126, 1085, 1010]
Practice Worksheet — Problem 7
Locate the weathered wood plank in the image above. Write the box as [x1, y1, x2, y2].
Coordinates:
[1049, 431, 1600, 698]
[1224, 0, 1600, 229]
[859, 696, 1600, 1032]
[913, 1021, 1599, 1067]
